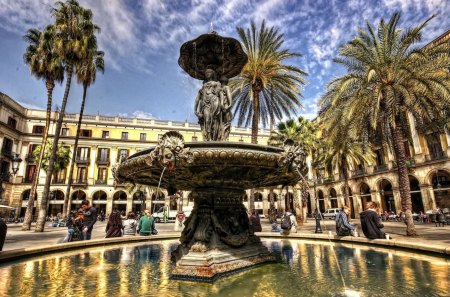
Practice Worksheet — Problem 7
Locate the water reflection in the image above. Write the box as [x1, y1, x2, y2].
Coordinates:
[0, 240, 448, 297]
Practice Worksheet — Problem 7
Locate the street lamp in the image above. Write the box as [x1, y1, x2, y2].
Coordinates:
[311, 174, 323, 234]
[0, 153, 22, 196]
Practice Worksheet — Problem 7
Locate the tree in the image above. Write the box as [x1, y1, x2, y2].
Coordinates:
[63, 45, 104, 217]
[319, 13, 450, 236]
[35, 0, 100, 232]
[230, 21, 307, 144]
[269, 116, 319, 223]
[22, 25, 64, 230]
[32, 140, 71, 173]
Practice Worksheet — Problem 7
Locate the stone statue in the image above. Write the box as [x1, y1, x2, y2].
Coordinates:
[220, 77, 233, 141]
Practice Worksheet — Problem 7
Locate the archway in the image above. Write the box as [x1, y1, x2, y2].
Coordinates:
[48, 189, 65, 216]
[19, 189, 37, 218]
[113, 190, 127, 213]
[70, 190, 86, 212]
[317, 190, 325, 213]
[329, 188, 338, 208]
[242, 194, 248, 202]
[360, 183, 371, 210]
[431, 169, 450, 209]
[93, 190, 108, 215]
[132, 191, 146, 213]
[379, 179, 395, 213]
[151, 192, 165, 214]
[409, 175, 424, 213]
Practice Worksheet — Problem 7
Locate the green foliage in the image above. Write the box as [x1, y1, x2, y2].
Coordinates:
[33, 140, 70, 172]
[230, 20, 307, 140]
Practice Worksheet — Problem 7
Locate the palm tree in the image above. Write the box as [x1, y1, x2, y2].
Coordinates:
[63, 45, 104, 217]
[269, 116, 319, 223]
[319, 13, 450, 236]
[32, 140, 71, 173]
[22, 25, 64, 230]
[35, 0, 100, 232]
[230, 21, 307, 144]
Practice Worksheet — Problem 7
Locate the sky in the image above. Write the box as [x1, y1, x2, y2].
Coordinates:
[0, 0, 448, 126]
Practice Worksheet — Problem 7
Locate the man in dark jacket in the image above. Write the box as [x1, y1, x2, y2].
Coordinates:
[249, 210, 262, 232]
[360, 201, 385, 239]
[81, 200, 97, 240]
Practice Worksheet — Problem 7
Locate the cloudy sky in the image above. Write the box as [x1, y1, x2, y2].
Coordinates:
[0, 0, 448, 125]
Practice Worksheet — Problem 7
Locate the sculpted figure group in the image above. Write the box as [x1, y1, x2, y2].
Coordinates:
[194, 68, 233, 141]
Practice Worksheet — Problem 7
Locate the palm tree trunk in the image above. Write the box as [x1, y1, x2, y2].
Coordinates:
[268, 188, 275, 223]
[293, 187, 302, 226]
[390, 121, 418, 236]
[342, 158, 351, 207]
[22, 80, 54, 230]
[63, 83, 87, 217]
[35, 64, 74, 232]
[251, 89, 260, 144]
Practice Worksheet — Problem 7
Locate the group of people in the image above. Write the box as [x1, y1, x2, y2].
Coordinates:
[104, 209, 159, 238]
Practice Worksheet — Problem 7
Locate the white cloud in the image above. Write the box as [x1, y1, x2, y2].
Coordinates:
[119, 110, 154, 119]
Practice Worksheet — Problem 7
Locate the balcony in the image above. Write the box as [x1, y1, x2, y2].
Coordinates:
[72, 178, 88, 185]
[96, 158, 110, 166]
[374, 164, 388, 173]
[425, 151, 448, 162]
[351, 168, 366, 177]
[75, 157, 90, 165]
[25, 154, 35, 163]
[1, 149, 12, 159]
[52, 179, 66, 184]
[95, 179, 107, 185]
[323, 176, 334, 184]
[23, 177, 33, 183]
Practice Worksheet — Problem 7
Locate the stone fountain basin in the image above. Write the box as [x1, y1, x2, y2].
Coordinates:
[115, 142, 300, 191]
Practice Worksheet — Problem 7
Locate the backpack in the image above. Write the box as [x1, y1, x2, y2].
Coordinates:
[281, 214, 292, 230]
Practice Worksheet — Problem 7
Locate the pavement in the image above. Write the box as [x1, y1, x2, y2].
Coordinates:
[2, 218, 449, 253]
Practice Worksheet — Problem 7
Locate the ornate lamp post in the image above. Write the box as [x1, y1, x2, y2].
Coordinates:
[0, 154, 22, 197]
[312, 174, 323, 234]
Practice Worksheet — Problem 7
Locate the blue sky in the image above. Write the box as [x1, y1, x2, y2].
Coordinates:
[0, 0, 448, 125]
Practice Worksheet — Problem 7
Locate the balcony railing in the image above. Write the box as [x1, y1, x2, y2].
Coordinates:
[1, 149, 12, 159]
[351, 168, 366, 177]
[75, 157, 90, 164]
[323, 177, 334, 184]
[95, 179, 107, 185]
[425, 151, 448, 162]
[25, 154, 35, 163]
[96, 158, 110, 165]
[23, 177, 33, 183]
[374, 164, 388, 173]
[72, 178, 87, 185]
[52, 179, 66, 184]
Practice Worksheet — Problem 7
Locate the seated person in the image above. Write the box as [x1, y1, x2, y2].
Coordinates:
[360, 202, 386, 239]
[271, 223, 282, 232]
[335, 206, 356, 236]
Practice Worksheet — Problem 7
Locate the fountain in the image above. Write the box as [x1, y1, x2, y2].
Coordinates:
[114, 31, 307, 280]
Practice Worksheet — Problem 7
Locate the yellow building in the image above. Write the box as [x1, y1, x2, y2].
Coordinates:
[0, 92, 275, 218]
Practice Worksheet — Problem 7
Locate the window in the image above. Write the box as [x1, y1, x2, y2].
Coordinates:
[7, 117, 17, 129]
[79, 129, 92, 137]
[97, 167, 107, 181]
[102, 131, 110, 139]
[98, 148, 110, 162]
[192, 136, 198, 142]
[118, 149, 128, 161]
[76, 147, 90, 161]
[1, 138, 13, 156]
[53, 169, 66, 184]
[24, 165, 36, 183]
[122, 132, 129, 140]
[28, 144, 38, 156]
[32, 125, 44, 134]
[0, 161, 10, 176]
[140, 133, 146, 141]
[375, 149, 385, 166]
[75, 167, 87, 183]
[61, 128, 69, 136]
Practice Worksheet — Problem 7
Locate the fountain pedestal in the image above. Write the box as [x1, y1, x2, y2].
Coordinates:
[171, 188, 274, 280]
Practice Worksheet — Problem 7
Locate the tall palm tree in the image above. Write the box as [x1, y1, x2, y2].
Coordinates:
[35, 0, 100, 232]
[22, 25, 64, 230]
[230, 21, 307, 144]
[63, 46, 104, 217]
[319, 13, 450, 236]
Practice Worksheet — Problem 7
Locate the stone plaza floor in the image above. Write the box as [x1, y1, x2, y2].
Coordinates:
[2, 218, 449, 253]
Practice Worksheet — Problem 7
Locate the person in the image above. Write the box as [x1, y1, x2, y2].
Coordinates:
[174, 211, 185, 232]
[271, 222, 282, 232]
[163, 205, 169, 224]
[249, 210, 262, 232]
[280, 209, 297, 235]
[335, 206, 356, 236]
[123, 212, 138, 236]
[0, 217, 7, 251]
[105, 209, 123, 238]
[360, 201, 387, 239]
[81, 200, 97, 240]
[138, 210, 154, 236]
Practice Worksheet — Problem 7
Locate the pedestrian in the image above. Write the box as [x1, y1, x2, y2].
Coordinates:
[174, 211, 185, 231]
[0, 217, 7, 251]
[123, 212, 138, 236]
[360, 201, 388, 239]
[335, 206, 357, 236]
[249, 210, 262, 232]
[105, 209, 123, 238]
[280, 209, 297, 235]
[81, 200, 97, 240]
[138, 210, 154, 236]
[163, 205, 169, 224]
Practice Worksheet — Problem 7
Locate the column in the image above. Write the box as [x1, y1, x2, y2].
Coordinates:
[106, 198, 113, 215]
[420, 185, 436, 211]
[89, 147, 97, 184]
[126, 199, 133, 213]
[392, 189, 402, 213]
[262, 189, 269, 216]
[444, 128, 450, 156]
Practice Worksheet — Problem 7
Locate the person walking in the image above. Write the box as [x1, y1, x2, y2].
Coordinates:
[105, 209, 123, 238]
[280, 209, 297, 235]
[123, 212, 138, 236]
[138, 210, 154, 236]
[360, 201, 387, 239]
[81, 200, 97, 240]
[249, 210, 262, 232]
[174, 211, 185, 232]
[335, 206, 356, 236]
